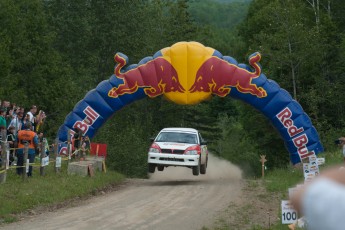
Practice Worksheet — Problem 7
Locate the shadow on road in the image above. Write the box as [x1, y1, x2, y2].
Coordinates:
[147, 179, 204, 186]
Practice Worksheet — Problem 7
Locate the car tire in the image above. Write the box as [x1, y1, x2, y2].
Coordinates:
[192, 162, 200, 176]
[200, 164, 206, 174]
[148, 163, 156, 173]
[200, 156, 208, 174]
[157, 165, 164, 171]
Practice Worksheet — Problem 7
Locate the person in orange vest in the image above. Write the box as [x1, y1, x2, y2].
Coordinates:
[15, 122, 38, 176]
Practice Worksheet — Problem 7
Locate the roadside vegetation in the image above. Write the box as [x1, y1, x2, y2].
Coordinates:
[0, 163, 125, 224]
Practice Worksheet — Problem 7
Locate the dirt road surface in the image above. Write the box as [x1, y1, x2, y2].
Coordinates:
[1, 154, 243, 230]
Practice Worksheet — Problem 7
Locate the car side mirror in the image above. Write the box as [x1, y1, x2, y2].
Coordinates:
[200, 140, 207, 145]
[149, 137, 155, 142]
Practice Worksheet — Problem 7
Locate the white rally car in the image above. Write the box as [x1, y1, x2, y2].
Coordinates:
[148, 128, 208, 176]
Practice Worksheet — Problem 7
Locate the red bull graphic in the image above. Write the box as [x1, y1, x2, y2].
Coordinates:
[73, 106, 99, 135]
[108, 53, 184, 98]
[57, 41, 323, 164]
[277, 107, 316, 161]
[189, 53, 267, 98]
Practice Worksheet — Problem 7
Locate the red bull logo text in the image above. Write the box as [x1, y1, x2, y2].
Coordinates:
[73, 106, 99, 135]
[276, 108, 304, 137]
[277, 107, 314, 160]
[293, 135, 315, 159]
[189, 53, 267, 98]
[108, 53, 185, 98]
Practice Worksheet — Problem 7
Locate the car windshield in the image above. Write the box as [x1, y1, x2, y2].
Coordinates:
[155, 132, 198, 144]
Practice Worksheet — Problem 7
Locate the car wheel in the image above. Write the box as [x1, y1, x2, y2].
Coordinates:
[192, 162, 200, 176]
[200, 156, 208, 174]
[148, 163, 156, 173]
[157, 165, 164, 171]
[200, 164, 206, 174]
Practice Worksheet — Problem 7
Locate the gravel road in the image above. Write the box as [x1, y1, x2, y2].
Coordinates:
[1, 154, 243, 230]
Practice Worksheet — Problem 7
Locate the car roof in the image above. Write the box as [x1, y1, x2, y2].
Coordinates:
[160, 128, 198, 134]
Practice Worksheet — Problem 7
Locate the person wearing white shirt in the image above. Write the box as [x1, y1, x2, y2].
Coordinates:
[8, 112, 23, 135]
[26, 105, 37, 130]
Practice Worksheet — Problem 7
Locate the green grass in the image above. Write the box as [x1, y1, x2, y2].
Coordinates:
[264, 167, 303, 194]
[264, 151, 340, 193]
[204, 150, 344, 230]
[0, 159, 125, 223]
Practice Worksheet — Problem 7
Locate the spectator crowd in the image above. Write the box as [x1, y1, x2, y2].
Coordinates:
[0, 100, 47, 177]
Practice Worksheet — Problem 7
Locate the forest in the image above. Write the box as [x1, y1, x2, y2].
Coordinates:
[0, 0, 344, 177]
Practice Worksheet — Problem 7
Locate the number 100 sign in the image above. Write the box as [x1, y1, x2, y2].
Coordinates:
[281, 200, 298, 224]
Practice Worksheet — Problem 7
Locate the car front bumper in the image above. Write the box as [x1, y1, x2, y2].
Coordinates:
[148, 152, 200, 167]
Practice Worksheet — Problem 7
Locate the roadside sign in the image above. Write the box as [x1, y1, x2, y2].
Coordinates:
[317, 158, 325, 165]
[56, 157, 62, 168]
[6, 149, 9, 170]
[281, 200, 298, 224]
[25, 159, 29, 173]
[304, 171, 316, 183]
[41, 156, 49, 167]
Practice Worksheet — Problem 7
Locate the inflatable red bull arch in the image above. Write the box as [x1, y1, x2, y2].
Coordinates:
[57, 41, 323, 164]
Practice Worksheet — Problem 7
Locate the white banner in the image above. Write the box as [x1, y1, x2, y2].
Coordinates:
[25, 159, 30, 173]
[6, 149, 9, 170]
[41, 156, 49, 167]
[55, 157, 62, 168]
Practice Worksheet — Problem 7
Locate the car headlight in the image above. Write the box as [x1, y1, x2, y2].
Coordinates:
[149, 143, 161, 153]
[184, 145, 201, 155]
[185, 150, 198, 155]
[149, 147, 160, 153]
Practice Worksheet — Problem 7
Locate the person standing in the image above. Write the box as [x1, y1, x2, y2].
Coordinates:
[38, 132, 49, 156]
[72, 129, 83, 157]
[8, 112, 23, 136]
[0, 107, 7, 164]
[26, 105, 37, 131]
[0, 107, 7, 130]
[0, 107, 7, 144]
[15, 122, 38, 176]
[336, 137, 345, 163]
[35, 110, 46, 132]
[13, 106, 20, 117]
[7, 126, 16, 165]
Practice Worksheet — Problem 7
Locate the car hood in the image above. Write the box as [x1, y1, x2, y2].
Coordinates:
[155, 142, 196, 150]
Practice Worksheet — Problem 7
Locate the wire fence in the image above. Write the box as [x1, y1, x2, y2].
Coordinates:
[0, 129, 106, 183]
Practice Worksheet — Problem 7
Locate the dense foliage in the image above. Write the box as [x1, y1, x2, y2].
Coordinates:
[1, 0, 344, 177]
